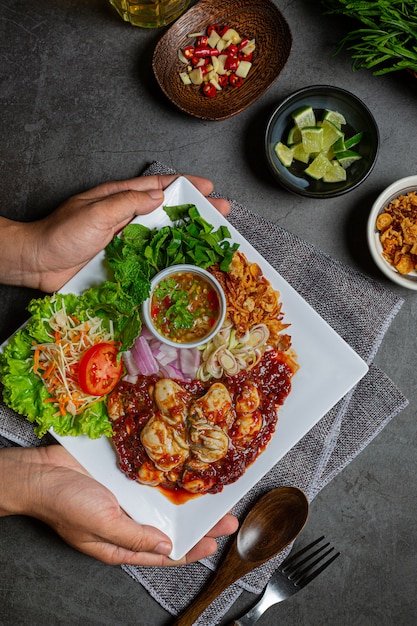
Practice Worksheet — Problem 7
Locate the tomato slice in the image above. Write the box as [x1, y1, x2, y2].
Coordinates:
[78, 342, 123, 396]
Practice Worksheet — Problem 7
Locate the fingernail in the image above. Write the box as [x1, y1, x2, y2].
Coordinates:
[148, 189, 164, 201]
[154, 541, 172, 555]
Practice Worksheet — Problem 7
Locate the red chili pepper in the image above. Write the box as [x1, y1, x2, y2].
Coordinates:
[217, 74, 228, 87]
[225, 55, 239, 71]
[196, 35, 208, 47]
[207, 23, 219, 36]
[219, 25, 231, 37]
[194, 46, 220, 58]
[226, 44, 238, 56]
[182, 45, 195, 59]
[229, 73, 243, 87]
[239, 38, 249, 50]
[238, 51, 253, 61]
[202, 83, 217, 98]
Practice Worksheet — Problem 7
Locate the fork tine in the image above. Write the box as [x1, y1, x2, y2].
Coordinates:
[281, 537, 340, 588]
[280, 535, 325, 569]
[282, 543, 334, 576]
[296, 550, 341, 588]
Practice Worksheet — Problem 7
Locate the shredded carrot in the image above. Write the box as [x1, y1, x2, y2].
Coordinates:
[33, 349, 41, 374]
[32, 307, 115, 419]
[42, 362, 56, 379]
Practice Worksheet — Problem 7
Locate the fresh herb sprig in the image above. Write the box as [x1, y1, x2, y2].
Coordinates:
[154, 279, 195, 330]
[106, 204, 238, 290]
[105, 203, 238, 344]
[321, 0, 417, 75]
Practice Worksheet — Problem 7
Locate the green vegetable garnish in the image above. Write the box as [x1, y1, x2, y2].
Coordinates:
[105, 203, 239, 301]
[321, 0, 417, 75]
[154, 279, 195, 330]
[0, 283, 138, 438]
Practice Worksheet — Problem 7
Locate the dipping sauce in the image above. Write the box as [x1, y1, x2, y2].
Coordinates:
[150, 270, 221, 344]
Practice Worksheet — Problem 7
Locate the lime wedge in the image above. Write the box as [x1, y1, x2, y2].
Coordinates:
[322, 160, 347, 182]
[287, 125, 301, 145]
[275, 104, 364, 184]
[337, 150, 362, 169]
[292, 105, 316, 129]
[323, 109, 346, 129]
[344, 132, 363, 149]
[332, 136, 346, 154]
[320, 120, 344, 151]
[274, 141, 294, 167]
[301, 126, 324, 154]
[304, 152, 332, 180]
[292, 142, 310, 164]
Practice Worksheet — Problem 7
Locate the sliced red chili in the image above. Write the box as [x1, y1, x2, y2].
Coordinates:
[196, 35, 208, 47]
[219, 25, 231, 37]
[182, 45, 195, 59]
[226, 44, 238, 56]
[207, 23, 219, 35]
[202, 83, 217, 98]
[217, 74, 228, 87]
[229, 73, 243, 87]
[225, 55, 239, 71]
[238, 52, 253, 61]
[194, 46, 220, 58]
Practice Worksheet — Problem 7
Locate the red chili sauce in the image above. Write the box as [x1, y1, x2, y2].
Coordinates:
[109, 350, 295, 502]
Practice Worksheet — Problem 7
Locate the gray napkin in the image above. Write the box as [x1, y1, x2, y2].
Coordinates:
[0, 161, 408, 626]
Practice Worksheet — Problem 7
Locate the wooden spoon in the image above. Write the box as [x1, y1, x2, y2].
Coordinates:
[172, 486, 309, 625]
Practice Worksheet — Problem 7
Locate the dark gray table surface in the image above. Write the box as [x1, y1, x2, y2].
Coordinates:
[1, 1, 416, 624]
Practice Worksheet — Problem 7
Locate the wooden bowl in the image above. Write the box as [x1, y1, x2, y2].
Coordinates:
[152, 0, 292, 121]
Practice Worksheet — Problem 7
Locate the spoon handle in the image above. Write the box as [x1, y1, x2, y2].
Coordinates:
[172, 545, 253, 626]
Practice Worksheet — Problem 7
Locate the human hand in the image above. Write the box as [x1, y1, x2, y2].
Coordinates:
[24, 174, 231, 293]
[0, 445, 238, 566]
[30, 175, 230, 292]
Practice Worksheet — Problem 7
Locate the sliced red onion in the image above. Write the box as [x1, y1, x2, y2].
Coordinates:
[160, 363, 185, 380]
[180, 348, 201, 378]
[122, 350, 141, 377]
[140, 325, 154, 340]
[123, 374, 139, 384]
[132, 336, 159, 375]
[152, 341, 179, 365]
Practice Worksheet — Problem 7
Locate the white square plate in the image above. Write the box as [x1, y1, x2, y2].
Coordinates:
[20, 177, 368, 560]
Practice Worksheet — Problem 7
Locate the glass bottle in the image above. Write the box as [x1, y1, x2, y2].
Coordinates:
[108, 0, 190, 28]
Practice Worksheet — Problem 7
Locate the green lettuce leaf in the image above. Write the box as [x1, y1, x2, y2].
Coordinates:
[0, 285, 137, 439]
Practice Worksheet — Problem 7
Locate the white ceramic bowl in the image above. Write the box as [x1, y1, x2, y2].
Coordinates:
[142, 264, 226, 348]
[367, 175, 417, 290]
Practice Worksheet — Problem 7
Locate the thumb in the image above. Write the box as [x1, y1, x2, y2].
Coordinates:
[91, 515, 173, 566]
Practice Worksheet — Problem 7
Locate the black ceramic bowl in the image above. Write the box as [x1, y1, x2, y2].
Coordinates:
[265, 85, 379, 198]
